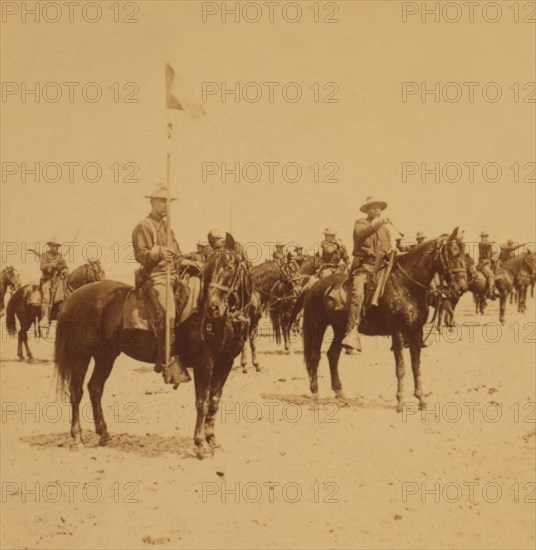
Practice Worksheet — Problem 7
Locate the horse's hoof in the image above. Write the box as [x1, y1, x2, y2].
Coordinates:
[335, 391, 345, 400]
[69, 442, 81, 452]
[27, 357, 34, 364]
[311, 392, 319, 401]
[285, 349, 291, 355]
[18, 357, 24, 362]
[207, 437, 220, 449]
[419, 401, 427, 411]
[99, 434, 111, 446]
[195, 444, 213, 460]
[396, 403, 404, 413]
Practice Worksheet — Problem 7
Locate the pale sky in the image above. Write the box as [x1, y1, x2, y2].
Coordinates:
[1, 1, 534, 284]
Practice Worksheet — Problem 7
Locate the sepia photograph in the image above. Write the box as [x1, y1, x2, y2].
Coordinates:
[1, 1, 535, 548]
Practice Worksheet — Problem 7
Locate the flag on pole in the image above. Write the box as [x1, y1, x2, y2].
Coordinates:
[165, 63, 205, 118]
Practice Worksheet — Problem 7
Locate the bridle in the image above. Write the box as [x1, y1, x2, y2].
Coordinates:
[396, 239, 466, 297]
[208, 251, 251, 319]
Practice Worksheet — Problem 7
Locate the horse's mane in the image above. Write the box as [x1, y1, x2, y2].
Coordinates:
[251, 260, 282, 289]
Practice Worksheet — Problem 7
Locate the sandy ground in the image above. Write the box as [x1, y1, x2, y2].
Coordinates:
[1, 293, 535, 550]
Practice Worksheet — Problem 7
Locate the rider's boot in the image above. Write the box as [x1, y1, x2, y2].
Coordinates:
[155, 327, 191, 387]
[39, 303, 50, 329]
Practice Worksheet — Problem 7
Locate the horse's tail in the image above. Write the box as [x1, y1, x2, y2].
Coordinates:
[302, 285, 323, 369]
[54, 309, 74, 400]
[269, 306, 282, 345]
[5, 289, 19, 335]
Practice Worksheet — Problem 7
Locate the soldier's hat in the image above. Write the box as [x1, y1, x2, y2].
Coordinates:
[196, 240, 205, 247]
[144, 183, 177, 201]
[295, 245, 303, 251]
[480, 231, 489, 237]
[416, 231, 426, 240]
[275, 242, 284, 249]
[360, 196, 387, 213]
[506, 238, 514, 246]
[47, 238, 61, 247]
[323, 227, 337, 235]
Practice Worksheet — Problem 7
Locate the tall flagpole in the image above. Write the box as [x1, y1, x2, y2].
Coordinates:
[165, 149, 172, 368]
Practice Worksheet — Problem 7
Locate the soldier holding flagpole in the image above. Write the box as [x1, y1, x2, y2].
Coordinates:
[130, 63, 204, 388]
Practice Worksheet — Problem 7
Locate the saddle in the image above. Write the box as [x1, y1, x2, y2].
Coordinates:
[327, 251, 394, 314]
[326, 274, 376, 314]
[32, 278, 66, 306]
[123, 275, 201, 331]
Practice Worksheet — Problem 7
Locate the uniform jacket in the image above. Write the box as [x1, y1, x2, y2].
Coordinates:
[40, 251, 67, 278]
[352, 218, 391, 260]
[321, 240, 349, 265]
[132, 212, 183, 273]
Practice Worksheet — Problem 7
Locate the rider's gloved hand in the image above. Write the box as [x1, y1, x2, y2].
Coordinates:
[159, 246, 176, 262]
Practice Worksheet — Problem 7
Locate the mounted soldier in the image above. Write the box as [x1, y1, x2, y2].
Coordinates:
[132, 183, 201, 387]
[292, 245, 305, 265]
[319, 228, 349, 278]
[477, 231, 498, 299]
[39, 238, 68, 329]
[341, 197, 391, 354]
[207, 228, 225, 254]
[272, 243, 285, 266]
[190, 240, 206, 263]
[499, 239, 519, 263]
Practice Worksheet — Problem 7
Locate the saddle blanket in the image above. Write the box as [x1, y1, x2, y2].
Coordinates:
[123, 276, 201, 331]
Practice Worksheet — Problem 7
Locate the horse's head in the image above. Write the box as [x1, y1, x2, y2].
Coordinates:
[282, 259, 303, 297]
[87, 259, 106, 282]
[204, 233, 251, 321]
[4, 266, 21, 291]
[434, 227, 468, 297]
[522, 249, 536, 273]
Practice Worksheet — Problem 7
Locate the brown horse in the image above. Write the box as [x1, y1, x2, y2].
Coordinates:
[267, 258, 303, 354]
[54, 235, 252, 459]
[302, 229, 467, 411]
[5, 261, 105, 362]
[0, 266, 21, 317]
[271, 253, 322, 347]
[240, 259, 301, 371]
[495, 251, 536, 322]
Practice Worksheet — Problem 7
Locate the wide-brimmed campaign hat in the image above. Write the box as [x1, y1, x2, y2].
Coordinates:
[144, 183, 177, 201]
[480, 231, 489, 237]
[416, 231, 426, 240]
[323, 228, 337, 235]
[360, 196, 387, 213]
[47, 238, 61, 246]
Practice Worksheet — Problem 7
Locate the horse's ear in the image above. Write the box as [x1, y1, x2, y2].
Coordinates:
[448, 227, 459, 240]
[225, 232, 236, 250]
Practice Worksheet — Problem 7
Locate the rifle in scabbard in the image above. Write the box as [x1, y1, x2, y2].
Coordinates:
[371, 250, 396, 307]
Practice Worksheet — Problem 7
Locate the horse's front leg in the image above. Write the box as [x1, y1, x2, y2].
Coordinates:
[240, 340, 248, 373]
[194, 362, 213, 459]
[250, 325, 260, 371]
[408, 329, 426, 410]
[205, 355, 234, 449]
[17, 331, 24, 361]
[392, 331, 406, 412]
[499, 293, 506, 325]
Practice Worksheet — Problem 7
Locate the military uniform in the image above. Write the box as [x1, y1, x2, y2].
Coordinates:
[39, 240, 68, 327]
[396, 231, 426, 253]
[273, 244, 285, 266]
[499, 240, 517, 263]
[132, 183, 191, 387]
[342, 198, 391, 352]
[477, 234, 497, 297]
[320, 237, 349, 277]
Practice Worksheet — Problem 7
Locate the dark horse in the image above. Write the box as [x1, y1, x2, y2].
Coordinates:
[495, 251, 536, 323]
[269, 253, 322, 347]
[240, 259, 301, 371]
[54, 235, 251, 459]
[0, 266, 21, 317]
[302, 229, 467, 412]
[5, 261, 105, 362]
